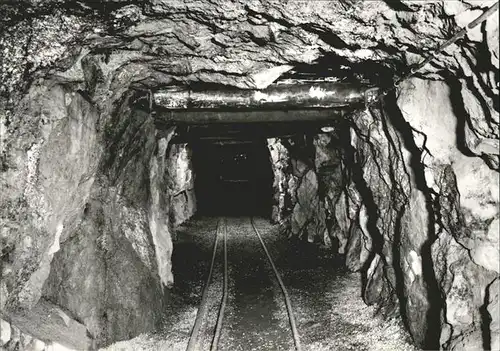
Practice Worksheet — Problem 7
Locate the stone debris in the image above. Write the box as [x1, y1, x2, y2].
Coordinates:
[0, 318, 77, 351]
[2, 299, 91, 350]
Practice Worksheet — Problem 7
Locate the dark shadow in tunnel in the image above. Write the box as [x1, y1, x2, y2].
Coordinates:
[191, 139, 274, 218]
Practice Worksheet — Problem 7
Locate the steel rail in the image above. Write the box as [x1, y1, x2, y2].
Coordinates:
[186, 219, 222, 351]
[250, 217, 302, 351]
[210, 217, 228, 351]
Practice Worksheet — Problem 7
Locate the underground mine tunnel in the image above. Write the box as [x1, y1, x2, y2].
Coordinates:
[1, 1, 499, 351]
[189, 136, 274, 217]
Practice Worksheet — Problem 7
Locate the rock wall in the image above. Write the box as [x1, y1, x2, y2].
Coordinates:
[166, 143, 196, 227]
[270, 77, 499, 350]
[1, 83, 102, 313]
[267, 138, 291, 224]
[41, 107, 175, 347]
[0, 81, 177, 347]
[318, 78, 499, 350]
[313, 133, 360, 256]
[1, 298, 92, 350]
[1, 319, 55, 351]
[267, 136, 328, 244]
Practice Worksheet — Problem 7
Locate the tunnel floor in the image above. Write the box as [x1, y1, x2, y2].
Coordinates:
[102, 217, 418, 351]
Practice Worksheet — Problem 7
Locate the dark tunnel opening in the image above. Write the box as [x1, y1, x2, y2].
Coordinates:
[191, 138, 274, 218]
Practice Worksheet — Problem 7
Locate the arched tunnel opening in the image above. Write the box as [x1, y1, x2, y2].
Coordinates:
[1, 1, 499, 351]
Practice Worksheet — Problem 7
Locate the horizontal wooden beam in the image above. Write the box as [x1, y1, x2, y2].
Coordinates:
[167, 120, 332, 144]
[155, 108, 347, 124]
[154, 82, 374, 111]
[172, 134, 303, 144]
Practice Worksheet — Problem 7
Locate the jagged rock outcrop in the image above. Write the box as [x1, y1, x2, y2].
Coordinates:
[271, 75, 498, 349]
[2, 0, 498, 103]
[394, 78, 499, 349]
[2, 298, 91, 350]
[267, 137, 328, 243]
[313, 132, 372, 267]
[1, 84, 103, 312]
[1, 0, 498, 349]
[488, 278, 500, 350]
[323, 77, 499, 349]
[267, 138, 292, 224]
[166, 143, 196, 227]
[40, 105, 176, 346]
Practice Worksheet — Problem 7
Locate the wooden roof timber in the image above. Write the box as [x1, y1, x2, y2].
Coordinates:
[152, 81, 378, 124]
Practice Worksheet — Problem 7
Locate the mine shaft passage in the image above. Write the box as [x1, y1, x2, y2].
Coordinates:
[191, 138, 274, 217]
[3, 1, 499, 350]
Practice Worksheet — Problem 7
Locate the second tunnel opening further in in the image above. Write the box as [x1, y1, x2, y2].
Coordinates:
[190, 135, 274, 218]
[173, 119, 334, 219]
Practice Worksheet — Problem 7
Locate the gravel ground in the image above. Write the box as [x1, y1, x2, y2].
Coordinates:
[102, 216, 420, 351]
[217, 217, 293, 351]
[252, 217, 420, 351]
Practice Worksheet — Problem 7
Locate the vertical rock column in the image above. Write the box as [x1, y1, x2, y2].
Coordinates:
[0, 83, 102, 312]
[267, 136, 329, 243]
[166, 142, 197, 227]
[331, 101, 437, 346]
[267, 138, 292, 224]
[395, 78, 499, 350]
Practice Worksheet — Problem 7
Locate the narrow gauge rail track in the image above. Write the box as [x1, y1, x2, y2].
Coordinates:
[186, 217, 302, 351]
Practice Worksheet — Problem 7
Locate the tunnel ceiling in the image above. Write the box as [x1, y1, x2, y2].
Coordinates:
[2, 0, 498, 112]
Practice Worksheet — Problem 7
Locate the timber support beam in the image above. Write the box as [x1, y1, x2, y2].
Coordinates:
[152, 81, 378, 124]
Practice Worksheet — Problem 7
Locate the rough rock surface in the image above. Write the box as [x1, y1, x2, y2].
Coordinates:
[488, 278, 500, 351]
[267, 138, 292, 224]
[2, 298, 91, 350]
[41, 106, 173, 346]
[166, 143, 196, 227]
[395, 79, 499, 349]
[326, 78, 499, 350]
[1, 84, 102, 312]
[1, 318, 11, 346]
[2, 0, 498, 102]
[270, 76, 499, 349]
[1, 0, 499, 349]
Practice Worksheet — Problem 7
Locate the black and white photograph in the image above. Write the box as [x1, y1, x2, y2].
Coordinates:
[0, 0, 499, 350]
